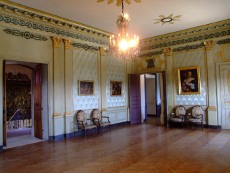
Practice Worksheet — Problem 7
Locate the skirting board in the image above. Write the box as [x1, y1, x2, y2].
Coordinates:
[49, 121, 130, 141]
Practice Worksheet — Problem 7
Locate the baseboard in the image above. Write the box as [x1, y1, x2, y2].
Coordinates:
[49, 134, 65, 141]
[64, 132, 76, 139]
[0, 145, 3, 152]
[207, 125, 221, 129]
[111, 121, 130, 128]
[49, 121, 130, 141]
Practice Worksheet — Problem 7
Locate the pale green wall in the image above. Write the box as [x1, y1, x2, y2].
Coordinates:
[0, 1, 133, 146]
[0, 1, 229, 148]
[136, 20, 230, 126]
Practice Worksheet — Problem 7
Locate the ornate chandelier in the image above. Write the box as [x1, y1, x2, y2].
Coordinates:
[99, 0, 140, 59]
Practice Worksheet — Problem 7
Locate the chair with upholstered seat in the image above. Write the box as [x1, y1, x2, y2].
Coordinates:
[168, 105, 186, 128]
[76, 110, 97, 138]
[187, 105, 204, 130]
[91, 109, 111, 134]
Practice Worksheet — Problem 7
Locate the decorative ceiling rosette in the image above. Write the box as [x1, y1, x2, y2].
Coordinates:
[97, 0, 141, 6]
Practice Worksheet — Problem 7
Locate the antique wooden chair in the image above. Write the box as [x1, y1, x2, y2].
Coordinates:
[91, 109, 111, 134]
[187, 105, 204, 130]
[76, 110, 97, 138]
[168, 105, 186, 128]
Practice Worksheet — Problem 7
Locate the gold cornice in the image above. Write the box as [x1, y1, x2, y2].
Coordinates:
[0, 0, 111, 37]
[51, 36, 62, 48]
[141, 19, 230, 43]
[97, 0, 141, 6]
[63, 39, 72, 50]
[163, 48, 172, 56]
[204, 40, 214, 50]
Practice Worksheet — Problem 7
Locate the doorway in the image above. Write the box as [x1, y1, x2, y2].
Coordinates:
[144, 73, 161, 125]
[217, 63, 230, 129]
[3, 61, 48, 149]
[129, 72, 166, 126]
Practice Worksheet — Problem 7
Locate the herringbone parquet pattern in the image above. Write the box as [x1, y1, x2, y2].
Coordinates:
[1, 122, 230, 173]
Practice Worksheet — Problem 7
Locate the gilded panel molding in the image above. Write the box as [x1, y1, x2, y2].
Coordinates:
[65, 112, 74, 116]
[3, 28, 48, 41]
[208, 106, 217, 111]
[228, 70, 230, 93]
[51, 36, 61, 48]
[53, 113, 63, 117]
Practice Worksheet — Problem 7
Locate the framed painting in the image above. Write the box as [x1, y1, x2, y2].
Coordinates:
[78, 80, 94, 96]
[110, 81, 122, 96]
[178, 66, 201, 95]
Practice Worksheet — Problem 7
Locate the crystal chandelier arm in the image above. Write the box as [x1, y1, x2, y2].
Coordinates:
[121, 0, 124, 14]
[97, 0, 141, 6]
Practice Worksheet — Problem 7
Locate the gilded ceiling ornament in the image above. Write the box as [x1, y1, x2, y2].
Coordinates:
[97, 0, 141, 6]
[154, 14, 181, 25]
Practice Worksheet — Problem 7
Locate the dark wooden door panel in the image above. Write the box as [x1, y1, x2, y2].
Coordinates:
[129, 74, 141, 124]
[3, 61, 7, 146]
[34, 64, 42, 139]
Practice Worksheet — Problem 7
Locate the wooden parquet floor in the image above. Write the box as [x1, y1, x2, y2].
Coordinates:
[1, 123, 230, 173]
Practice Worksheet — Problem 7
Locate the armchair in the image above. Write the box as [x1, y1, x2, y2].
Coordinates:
[76, 110, 97, 138]
[168, 105, 186, 128]
[91, 109, 111, 134]
[187, 105, 204, 130]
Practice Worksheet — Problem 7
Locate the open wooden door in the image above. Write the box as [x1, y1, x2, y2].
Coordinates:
[129, 74, 141, 124]
[34, 64, 42, 139]
[3, 61, 7, 146]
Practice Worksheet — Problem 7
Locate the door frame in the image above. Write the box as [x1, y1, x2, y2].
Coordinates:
[129, 71, 167, 126]
[3, 61, 49, 146]
[216, 62, 230, 129]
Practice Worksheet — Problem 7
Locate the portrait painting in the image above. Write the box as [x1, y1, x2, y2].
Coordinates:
[110, 81, 122, 96]
[78, 80, 94, 95]
[178, 66, 201, 95]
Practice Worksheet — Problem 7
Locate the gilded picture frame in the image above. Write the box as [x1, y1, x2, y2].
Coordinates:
[110, 81, 122, 96]
[78, 80, 94, 96]
[178, 66, 201, 95]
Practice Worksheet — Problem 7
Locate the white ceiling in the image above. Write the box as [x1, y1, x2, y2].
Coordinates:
[9, 0, 230, 39]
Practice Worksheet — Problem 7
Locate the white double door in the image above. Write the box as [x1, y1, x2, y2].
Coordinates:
[218, 63, 230, 129]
